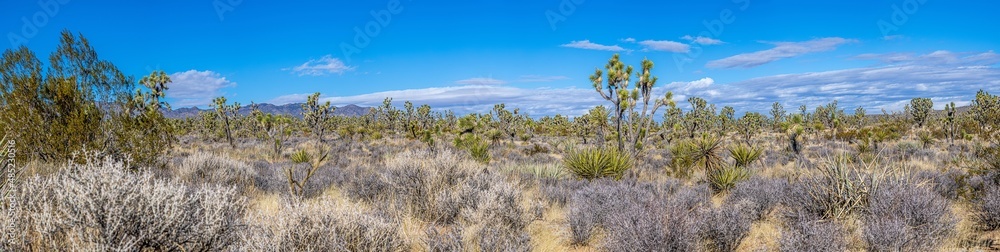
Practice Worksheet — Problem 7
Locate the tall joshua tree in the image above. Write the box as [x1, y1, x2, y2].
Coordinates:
[211, 96, 240, 148]
[910, 97, 933, 128]
[590, 54, 673, 155]
[301, 92, 335, 143]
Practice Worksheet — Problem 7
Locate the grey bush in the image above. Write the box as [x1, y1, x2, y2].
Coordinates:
[238, 198, 407, 252]
[779, 211, 847, 252]
[1, 155, 246, 251]
[176, 151, 258, 189]
[567, 179, 709, 251]
[425, 226, 463, 252]
[974, 182, 1000, 231]
[704, 200, 755, 252]
[863, 180, 955, 251]
[727, 176, 789, 221]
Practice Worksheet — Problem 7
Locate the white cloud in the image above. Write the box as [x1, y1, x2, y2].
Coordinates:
[455, 77, 507, 85]
[706, 37, 857, 68]
[674, 58, 1000, 112]
[620, 37, 636, 43]
[854, 50, 1000, 66]
[166, 70, 237, 107]
[638, 40, 690, 53]
[267, 51, 998, 116]
[284, 55, 355, 76]
[681, 35, 724, 45]
[560, 40, 629, 52]
[517, 75, 570, 82]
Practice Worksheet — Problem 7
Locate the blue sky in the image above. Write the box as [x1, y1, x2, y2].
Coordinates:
[2, 0, 998, 116]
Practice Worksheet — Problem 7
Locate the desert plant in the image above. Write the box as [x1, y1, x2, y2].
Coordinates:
[736, 111, 766, 144]
[917, 130, 935, 148]
[239, 198, 407, 251]
[589, 54, 674, 155]
[211, 96, 241, 148]
[779, 212, 847, 252]
[803, 155, 894, 219]
[563, 148, 633, 180]
[682, 134, 726, 172]
[729, 143, 763, 168]
[253, 110, 293, 156]
[863, 180, 955, 251]
[301, 92, 335, 143]
[705, 200, 755, 252]
[727, 176, 789, 221]
[708, 166, 752, 192]
[176, 152, 258, 189]
[910, 97, 933, 128]
[1, 153, 246, 251]
[973, 183, 1000, 231]
[286, 149, 329, 197]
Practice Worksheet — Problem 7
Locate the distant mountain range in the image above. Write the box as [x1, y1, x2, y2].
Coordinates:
[162, 103, 371, 119]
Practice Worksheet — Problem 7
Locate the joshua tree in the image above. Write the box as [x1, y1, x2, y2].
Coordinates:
[910, 97, 933, 128]
[943, 102, 958, 144]
[737, 112, 765, 145]
[211, 96, 240, 148]
[770, 102, 786, 131]
[854, 106, 866, 129]
[589, 54, 673, 155]
[301, 92, 335, 143]
[971, 90, 999, 140]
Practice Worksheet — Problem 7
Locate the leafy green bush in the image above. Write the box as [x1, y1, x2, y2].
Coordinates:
[563, 148, 633, 180]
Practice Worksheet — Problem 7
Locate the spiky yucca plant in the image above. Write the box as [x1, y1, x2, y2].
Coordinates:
[685, 134, 725, 172]
[729, 144, 763, 168]
[563, 148, 633, 180]
[707, 166, 751, 192]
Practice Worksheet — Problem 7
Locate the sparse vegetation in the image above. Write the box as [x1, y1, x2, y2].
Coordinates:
[4, 35, 999, 251]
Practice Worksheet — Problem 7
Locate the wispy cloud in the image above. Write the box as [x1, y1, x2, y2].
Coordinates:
[706, 37, 857, 68]
[673, 52, 1000, 112]
[560, 40, 629, 52]
[268, 50, 998, 116]
[455, 77, 507, 85]
[638, 40, 690, 53]
[517, 75, 570, 82]
[681, 35, 724, 45]
[620, 37, 636, 43]
[284, 55, 355, 76]
[166, 70, 237, 107]
[854, 50, 1000, 66]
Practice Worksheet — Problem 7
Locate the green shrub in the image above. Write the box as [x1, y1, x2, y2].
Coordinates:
[729, 144, 763, 168]
[708, 166, 751, 192]
[563, 148, 633, 180]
